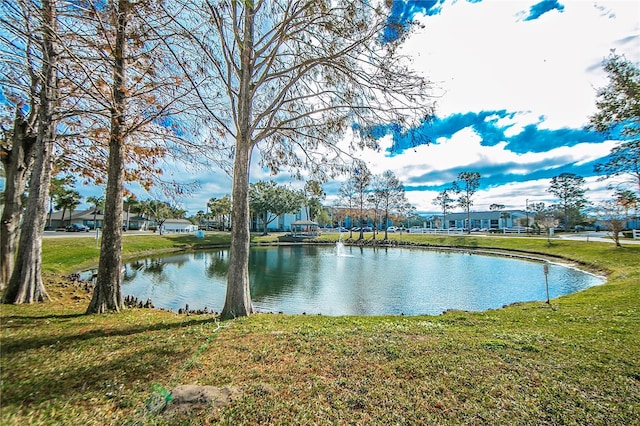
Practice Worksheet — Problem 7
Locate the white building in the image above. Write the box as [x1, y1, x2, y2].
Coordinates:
[250, 208, 310, 233]
[161, 219, 198, 233]
[427, 210, 529, 230]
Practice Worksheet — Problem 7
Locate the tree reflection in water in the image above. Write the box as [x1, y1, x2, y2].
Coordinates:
[118, 246, 604, 315]
[205, 250, 229, 278]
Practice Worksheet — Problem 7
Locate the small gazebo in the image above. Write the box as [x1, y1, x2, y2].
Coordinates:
[290, 220, 320, 237]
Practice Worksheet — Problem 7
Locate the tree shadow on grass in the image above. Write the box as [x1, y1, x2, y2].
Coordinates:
[1, 317, 215, 356]
[2, 312, 86, 321]
[1, 343, 193, 411]
[0, 312, 87, 331]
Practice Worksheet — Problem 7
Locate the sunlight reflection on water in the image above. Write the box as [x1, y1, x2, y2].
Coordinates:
[116, 245, 604, 316]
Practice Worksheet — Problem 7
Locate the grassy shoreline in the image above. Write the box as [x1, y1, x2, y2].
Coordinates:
[2, 233, 639, 425]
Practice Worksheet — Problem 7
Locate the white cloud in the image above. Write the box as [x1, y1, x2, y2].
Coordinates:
[346, 0, 639, 215]
[403, 0, 640, 129]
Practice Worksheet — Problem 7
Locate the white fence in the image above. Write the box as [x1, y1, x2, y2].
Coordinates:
[407, 228, 464, 235]
[503, 227, 530, 234]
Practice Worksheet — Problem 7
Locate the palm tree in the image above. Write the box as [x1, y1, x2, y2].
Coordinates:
[48, 176, 74, 229]
[173, 208, 188, 219]
[196, 210, 205, 228]
[123, 196, 139, 230]
[54, 189, 82, 228]
[137, 199, 153, 230]
[86, 195, 105, 229]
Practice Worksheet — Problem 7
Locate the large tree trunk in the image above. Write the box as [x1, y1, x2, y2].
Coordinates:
[0, 110, 36, 290]
[221, 3, 255, 320]
[86, 0, 128, 314]
[383, 213, 388, 241]
[221, 139, 254, 319]
[3, 0, 58, 304]
[262, 212, 268, 235]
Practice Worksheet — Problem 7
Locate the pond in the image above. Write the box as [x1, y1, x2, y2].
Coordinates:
[117, 244, 604, 316]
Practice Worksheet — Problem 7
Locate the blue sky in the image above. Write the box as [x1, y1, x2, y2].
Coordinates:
[76, 0, 638, 216]
[315, 0, 639, 215]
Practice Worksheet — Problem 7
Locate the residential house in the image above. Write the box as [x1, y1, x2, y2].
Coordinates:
[46, 208, 102, 230]
[124, 215, 150, 231]
[160, 219, 198, 233]
[46, 208, 152, 231]
[427, 210, 529, 230]
[250, 208, 310, 233]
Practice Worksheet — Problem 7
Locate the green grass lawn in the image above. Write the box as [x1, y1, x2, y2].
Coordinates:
[1, 233, 639, 425]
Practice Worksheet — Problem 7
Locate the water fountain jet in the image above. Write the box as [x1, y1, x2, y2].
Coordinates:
[336, 232, 346, 257]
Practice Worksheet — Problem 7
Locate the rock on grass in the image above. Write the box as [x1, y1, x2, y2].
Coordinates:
[162, 385, 242, 417]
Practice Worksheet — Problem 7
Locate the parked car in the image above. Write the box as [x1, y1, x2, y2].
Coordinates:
[66, 224, 89, 232]
[387, 226, 398, 233]
[361, 226, 373, 232]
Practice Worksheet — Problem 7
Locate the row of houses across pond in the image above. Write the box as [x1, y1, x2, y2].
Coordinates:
[423, 210, 529, 230]
[329, 209, 529, 231]
[46, 207, 532, 234]
[46, 209, 197, 233]
[46, 208, 313, 233]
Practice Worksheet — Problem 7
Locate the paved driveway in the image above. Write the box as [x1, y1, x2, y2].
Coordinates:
[557, 231, 640, 244]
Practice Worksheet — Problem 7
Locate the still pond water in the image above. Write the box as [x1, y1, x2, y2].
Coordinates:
[119, 244, 604, 316]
